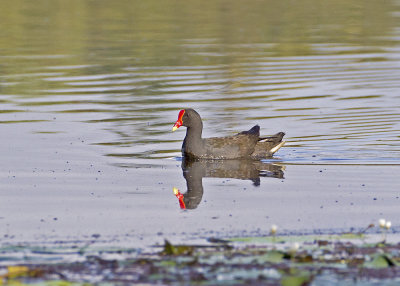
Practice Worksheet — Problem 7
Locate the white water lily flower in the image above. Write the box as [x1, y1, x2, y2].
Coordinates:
[385, 221, 392, 230]
[379, 218, 386, 228]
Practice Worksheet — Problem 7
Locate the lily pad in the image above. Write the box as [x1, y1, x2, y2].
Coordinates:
[364, 254, 396, 268]
[257, 250, 285, 263]
[281, 271, 312, 286]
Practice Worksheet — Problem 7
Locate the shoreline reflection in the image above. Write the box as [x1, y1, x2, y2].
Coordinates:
[174, 158, 285, 209]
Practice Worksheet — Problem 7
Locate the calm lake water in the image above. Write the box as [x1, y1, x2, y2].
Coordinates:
[1, 0, 400, 252]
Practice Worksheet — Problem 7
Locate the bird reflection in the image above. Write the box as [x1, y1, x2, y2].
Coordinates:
[173, 158, 285, 209]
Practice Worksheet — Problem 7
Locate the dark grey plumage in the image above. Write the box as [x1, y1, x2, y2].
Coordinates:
[173, 108, 285, 159]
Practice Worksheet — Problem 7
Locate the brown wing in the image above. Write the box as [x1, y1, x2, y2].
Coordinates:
[203, 132, 259, 159]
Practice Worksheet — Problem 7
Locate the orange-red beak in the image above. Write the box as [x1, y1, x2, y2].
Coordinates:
[172, 109, 185, 131]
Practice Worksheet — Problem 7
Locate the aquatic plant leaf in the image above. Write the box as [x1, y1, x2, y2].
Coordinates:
[163, 239, 178, 255]
[207, 237, 230, 244]
[365, 254, 396, 268]
[258, 250, 284, 263]
[229, 236, 290, 244]
[295, 254, 313, 263]
[162, 240, 193, 256]
[281, 273, 312, 286]
[316, 240, 329, 246]
[339, 233, 364, 239]
[41, 281, 80, 286]
[159, 260, 177, 267]
[6, 266, 30, 279]
[229, 234, 363, 245]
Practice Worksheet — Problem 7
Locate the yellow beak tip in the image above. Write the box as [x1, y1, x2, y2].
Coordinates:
[172, 126, 178, 132]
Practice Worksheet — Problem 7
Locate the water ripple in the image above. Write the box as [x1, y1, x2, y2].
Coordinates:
[1, 42, 400, 165]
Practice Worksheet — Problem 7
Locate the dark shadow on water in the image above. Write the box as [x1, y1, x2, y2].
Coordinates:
[174, 158, 285, 209]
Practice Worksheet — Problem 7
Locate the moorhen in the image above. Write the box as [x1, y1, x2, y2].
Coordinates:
[172, 108, 285, 159]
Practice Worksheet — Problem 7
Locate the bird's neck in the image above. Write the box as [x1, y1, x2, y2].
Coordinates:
[185, 120, 203, 141]
[183, 121, 204, 156]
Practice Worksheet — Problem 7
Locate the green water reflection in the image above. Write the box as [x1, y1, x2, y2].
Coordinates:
[1, 0, 398, 77]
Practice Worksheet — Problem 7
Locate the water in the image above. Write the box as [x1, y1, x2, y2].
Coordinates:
[1, 0, 400, 251]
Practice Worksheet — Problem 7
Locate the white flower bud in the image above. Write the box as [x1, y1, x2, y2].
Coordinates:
[270, 224, 277, 235]
[385, 221, 392, 230]
[291, 242, 300, 252]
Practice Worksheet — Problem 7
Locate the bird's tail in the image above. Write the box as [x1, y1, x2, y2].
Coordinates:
[238, 125, 260, 136]
[252, 132, 286, 159]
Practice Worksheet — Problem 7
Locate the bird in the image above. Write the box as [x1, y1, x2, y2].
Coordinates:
[172, 108, 285, 159]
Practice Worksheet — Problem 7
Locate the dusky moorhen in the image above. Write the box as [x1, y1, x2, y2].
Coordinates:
[172, 108, 285, 159]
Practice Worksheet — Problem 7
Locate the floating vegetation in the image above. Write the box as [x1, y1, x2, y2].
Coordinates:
[1, 232, 400, 285]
